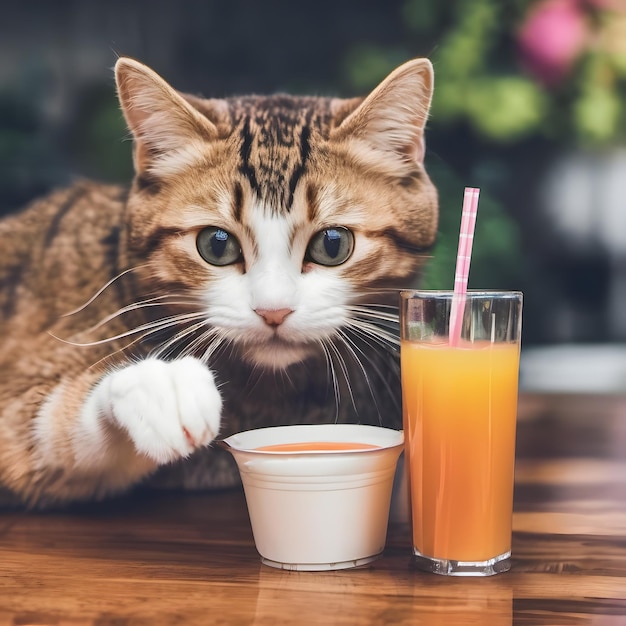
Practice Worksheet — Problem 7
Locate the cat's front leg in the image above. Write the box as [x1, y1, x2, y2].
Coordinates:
[34, 356, 222, 504]
[85, 357, 221, 465]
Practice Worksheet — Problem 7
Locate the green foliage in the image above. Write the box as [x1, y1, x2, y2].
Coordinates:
[420, 159, 524, 290]
[439, 75, 548, 141]
[346, 0, 626, 147]
[573, 55, 622, 144]
[0, 89, 66, 214]
[68, 88, 134, 183]
[343, 45, 409, 92]
[435, 0, 500, 79]
[340, 0, 626, 292]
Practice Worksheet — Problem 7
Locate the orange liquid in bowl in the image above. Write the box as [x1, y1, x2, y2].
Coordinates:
[255, 441, 380, 452]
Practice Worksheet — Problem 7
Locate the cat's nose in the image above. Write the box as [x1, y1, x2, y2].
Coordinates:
[255, 308, 293, 327]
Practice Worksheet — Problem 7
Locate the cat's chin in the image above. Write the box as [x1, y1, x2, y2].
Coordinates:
[240, 341, 317, 370]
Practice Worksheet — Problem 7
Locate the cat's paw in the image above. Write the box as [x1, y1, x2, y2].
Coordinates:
[99, 357, 222, 464]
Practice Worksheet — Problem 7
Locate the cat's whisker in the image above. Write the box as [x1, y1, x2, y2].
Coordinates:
[199, 333, 227, 364]
[150, 318, 214, 360]
[325, 337, 358, 417]
[315, 339, 337, 422]
[348, 303, 399, 312]
[107, 312, 210, 348]
[358, 287, 407, 295]
[242, 359, 269, 397]
[343, 305, 405, 420]
[85, 335, 147, 372]
[346, 325, 394, 357]
[351, 321, 399, 346]
[180, 325, 220, 360]
[344, 317, 400, 349]
[98, 316, 216, 365]
[82, 296, 201, 336]
[279, 363, 295, 390]
[60, 265, 148, 317]
[335, 329, 382, 425]
[220, 335, 241, 364]
[49, 311, 207, 348]
[347, 302, 399, 319]
[176, 330, 208, 359]
[346, 305, 399, 325]
[342, 327, 402, 419]
[355, 307, 399, 330]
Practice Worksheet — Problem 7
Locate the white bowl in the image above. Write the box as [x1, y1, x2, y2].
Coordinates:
[222, 424, 404, 571]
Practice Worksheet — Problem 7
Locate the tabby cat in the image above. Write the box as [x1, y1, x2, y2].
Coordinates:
[0, 57, 438, 508]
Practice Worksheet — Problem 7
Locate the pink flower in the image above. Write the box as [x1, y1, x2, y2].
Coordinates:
[517, 0, 590, 87]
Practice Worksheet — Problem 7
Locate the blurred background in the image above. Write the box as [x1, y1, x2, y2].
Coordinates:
[2, 0, 626, 391]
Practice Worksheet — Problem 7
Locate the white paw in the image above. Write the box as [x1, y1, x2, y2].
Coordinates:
[98, 357, 222, 464]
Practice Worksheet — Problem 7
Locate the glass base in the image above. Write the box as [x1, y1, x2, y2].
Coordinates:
[411, 548, 511, 576]
[261, 552, 382, 571]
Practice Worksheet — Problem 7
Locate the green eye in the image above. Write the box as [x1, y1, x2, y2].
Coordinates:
[306, 227, 354, 266]
[196, 227, 242, 266]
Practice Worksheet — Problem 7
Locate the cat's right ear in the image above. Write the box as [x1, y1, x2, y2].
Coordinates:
[115, 57, 220, 176]
[330, 58, 434, 172]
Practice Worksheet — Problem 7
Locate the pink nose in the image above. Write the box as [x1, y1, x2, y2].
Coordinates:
[255, 308, 293, 327]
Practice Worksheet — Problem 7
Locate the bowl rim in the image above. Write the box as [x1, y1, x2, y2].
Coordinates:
[220, 423, 404, 455]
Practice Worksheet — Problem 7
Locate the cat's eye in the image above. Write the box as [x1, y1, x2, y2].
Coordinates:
[306, 227, 354, 266]
[196, 227, 242, 266]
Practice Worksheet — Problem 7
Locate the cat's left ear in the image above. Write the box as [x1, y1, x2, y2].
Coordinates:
[330, 58, 434, 167]
[115, 57, 221, 176]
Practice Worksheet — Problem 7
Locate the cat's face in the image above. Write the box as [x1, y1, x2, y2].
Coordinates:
[116, 58, 438, 368]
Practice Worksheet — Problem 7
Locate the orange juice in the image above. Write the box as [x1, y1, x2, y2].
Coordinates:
[401, 340, 520, 562]
[255, 442, 379, 452]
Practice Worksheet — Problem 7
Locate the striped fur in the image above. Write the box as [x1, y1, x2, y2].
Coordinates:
[0, 57, 438, 507]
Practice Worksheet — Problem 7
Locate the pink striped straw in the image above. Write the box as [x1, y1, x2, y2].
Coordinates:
[449, 187, 480, 346]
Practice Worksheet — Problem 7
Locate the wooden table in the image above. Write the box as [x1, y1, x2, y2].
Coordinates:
[0, 393, 624, 625]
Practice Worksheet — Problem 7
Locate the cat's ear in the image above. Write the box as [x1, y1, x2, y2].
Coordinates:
[330, 58, 434, 167]
[115, 57, 220, 176]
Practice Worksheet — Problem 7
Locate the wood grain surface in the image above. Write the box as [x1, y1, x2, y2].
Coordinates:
[0, 393, 624, 625]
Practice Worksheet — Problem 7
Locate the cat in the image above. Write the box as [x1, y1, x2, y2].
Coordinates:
[0, 56, 438, 508]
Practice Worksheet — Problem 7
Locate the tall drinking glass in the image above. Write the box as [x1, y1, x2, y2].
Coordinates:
[400, 290, 523, 576]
